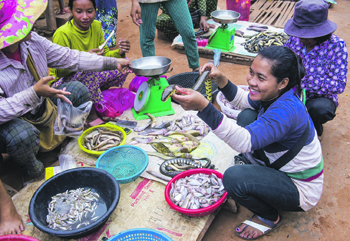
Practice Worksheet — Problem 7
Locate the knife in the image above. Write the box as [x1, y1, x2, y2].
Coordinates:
[102, 117, 138, 129]
[99, 30, 115, 50]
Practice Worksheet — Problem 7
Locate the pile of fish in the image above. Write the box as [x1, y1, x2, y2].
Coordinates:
[82, 127, 123, 151]
[170, 173, 225, 209]
[244, 31, 289, 53]
[46, 188, 100, 230]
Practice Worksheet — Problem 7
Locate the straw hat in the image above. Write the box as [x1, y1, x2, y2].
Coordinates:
[0, 0, 48, 49]
[284, 0, 337, 39]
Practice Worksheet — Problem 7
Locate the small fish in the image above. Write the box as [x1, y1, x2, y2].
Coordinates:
[150, 143, 175, 157]
[161, 85, 179, 102]
[146, 113, 157, 128]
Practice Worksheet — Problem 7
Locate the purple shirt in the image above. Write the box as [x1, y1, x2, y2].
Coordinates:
[284, 35, 348, 106]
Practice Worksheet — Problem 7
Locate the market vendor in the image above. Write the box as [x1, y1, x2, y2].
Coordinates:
[50, 0, 132, 127]
[283, 0, 348, 138]
[172, 46, 323, 240]
[156, 0, 217, 40]
[130, 0, 200, 72]
[0, 0, 131, 181]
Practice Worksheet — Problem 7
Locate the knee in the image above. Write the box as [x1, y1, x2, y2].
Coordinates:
[306, 98, 336, 119]
[6, 120, 40, 148]
[236, 109, 258, 127]
[68, 81, 90, 104]
[223, 166, 247, 197]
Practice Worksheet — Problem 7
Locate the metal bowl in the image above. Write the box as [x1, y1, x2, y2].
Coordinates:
[131, 56, 172, 77]
[211, 10, 240, 24]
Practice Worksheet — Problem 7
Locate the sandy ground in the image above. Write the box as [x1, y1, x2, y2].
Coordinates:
[1, 0, 349, 240]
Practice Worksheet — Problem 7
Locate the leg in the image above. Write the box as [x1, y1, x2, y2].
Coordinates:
[139, 2, 160, 57]
[306, 97, 336, 136]
[156, 13, 179, 40]
[0, 180, 24, 235]
[162, 0, 200, 69]
[236, 109, 259, 127]
[223, 165, 303, 238]
[51, 81, 90, 106]
[0, 119, 42, 177]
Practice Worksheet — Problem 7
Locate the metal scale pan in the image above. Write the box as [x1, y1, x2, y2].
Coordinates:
[211, 10, 240, 24]
[131, 56, 172, 77]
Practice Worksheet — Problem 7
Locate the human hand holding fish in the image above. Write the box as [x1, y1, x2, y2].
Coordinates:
[172, 86, 209, 112]
[199, 63, 228, 88]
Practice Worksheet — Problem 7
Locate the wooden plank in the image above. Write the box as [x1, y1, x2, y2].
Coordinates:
[249, 0, 297, 28]
[196, 207, 221, 241]
[275, 1, 295, 27]
[174, 46, 254, 66]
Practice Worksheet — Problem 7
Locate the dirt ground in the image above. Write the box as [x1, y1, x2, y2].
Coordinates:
[1, 0, 349, 240]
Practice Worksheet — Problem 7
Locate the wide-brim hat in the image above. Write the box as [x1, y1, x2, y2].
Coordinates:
[284, 0, 337, 38]
[0, 0, 48, 49]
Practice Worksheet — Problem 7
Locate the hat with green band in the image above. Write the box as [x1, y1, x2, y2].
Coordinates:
[0, 0, 48, 49]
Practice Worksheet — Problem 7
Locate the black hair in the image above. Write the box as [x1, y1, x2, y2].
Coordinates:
[68, 0, 96, 22]
[314, 33, 333, 45]
[258, 46, 306, 93]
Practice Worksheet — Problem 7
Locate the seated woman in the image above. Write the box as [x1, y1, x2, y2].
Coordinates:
[172, 46, 323, 240]
[0, 0, 130, 182]
[50, 0, 131, 126]
[283, 0, 348, 138]
[156, 0, 217, 40]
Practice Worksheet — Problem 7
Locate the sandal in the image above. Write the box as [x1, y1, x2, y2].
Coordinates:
[234, 214, 283, 240]
[85, 118, 105, 127]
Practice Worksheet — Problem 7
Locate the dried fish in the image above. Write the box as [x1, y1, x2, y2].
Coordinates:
[243, 31, 289, 53]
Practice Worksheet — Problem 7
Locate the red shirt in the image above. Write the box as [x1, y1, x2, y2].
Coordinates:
[3, 47, 21, 62]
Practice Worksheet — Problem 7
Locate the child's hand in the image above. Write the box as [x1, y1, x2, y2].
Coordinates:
[118, 39, 131, 55]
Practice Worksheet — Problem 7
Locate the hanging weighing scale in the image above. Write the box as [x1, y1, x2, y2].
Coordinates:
[205, 10, 240, 52]
[131, 56, 175, 120]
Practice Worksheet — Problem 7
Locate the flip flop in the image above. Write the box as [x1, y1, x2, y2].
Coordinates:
[234, 214, 283, 240]
[86, 118, 105, 127]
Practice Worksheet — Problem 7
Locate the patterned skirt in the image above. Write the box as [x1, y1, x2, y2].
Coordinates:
[52, 70, 127, 103]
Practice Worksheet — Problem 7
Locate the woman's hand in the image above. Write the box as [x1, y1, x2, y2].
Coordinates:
[200, 16, 209, 32]
[116, 58, 133, 74]
[118, 39, 131, 55]
[200, 63, 229, 88]
[33, 76, 72, 105]
[88, 48, 104, 55]
[172, 86, 209, 112]
[130, 0, 143, 26]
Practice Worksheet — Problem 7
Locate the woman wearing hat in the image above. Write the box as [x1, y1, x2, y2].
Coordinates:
[283, 0, 348, 138]
[0, 0, 130, 184]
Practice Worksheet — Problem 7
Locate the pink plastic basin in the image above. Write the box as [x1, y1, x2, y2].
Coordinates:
[0, 235, 40, 241]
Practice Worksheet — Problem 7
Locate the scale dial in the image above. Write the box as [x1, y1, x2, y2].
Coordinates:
[134, 82, 151, 112]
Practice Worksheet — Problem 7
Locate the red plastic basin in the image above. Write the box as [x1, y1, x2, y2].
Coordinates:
[164, 168, 228, 217]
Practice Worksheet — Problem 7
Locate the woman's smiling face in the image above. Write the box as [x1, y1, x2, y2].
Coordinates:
[246, 56, 288, 102]
[71, 0, 96, 31]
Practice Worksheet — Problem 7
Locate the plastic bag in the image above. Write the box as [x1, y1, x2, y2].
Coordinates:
[54, 100, 92, 136]
[45, 154, 77, 180]
[59, 154, 77, 170]
[94, 88, 135, 118]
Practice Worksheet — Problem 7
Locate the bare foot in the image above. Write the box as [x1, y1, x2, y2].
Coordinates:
[0, 196, 24, 235]
[236, 215, 280, 239]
